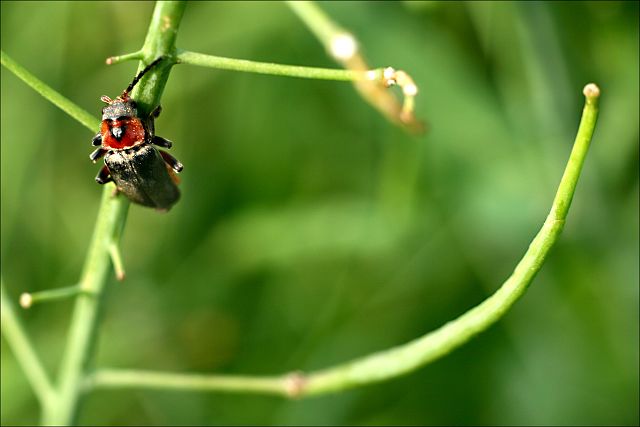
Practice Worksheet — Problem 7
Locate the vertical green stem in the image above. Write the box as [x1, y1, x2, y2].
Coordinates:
[43, 190, 128, 425]
[42, 2, 186, 425]
[133, 1, 186, 115]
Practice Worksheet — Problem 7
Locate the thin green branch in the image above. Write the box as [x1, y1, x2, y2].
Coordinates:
[87, 84, 600, 398]
[19, 286, 88, 309]
[0, 280, 56, 408]
[1, 51, 99, 132]
[106, 50, 143, 65]
[297, 84, 600, 395]
[86, 370, 292, 397]
[108, 243, 126, 281]
[177, 50, 372, 81]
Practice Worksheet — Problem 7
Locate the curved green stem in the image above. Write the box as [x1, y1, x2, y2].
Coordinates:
[302, 84, 599, 395]
[86, 84, 600, 397]
[0, 280, 55, 408]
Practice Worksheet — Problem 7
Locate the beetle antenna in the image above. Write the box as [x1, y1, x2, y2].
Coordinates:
[122, 56, 166, 97]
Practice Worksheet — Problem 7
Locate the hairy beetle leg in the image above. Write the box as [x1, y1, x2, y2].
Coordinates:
[95, 165, 113, 184]
[160, 150, 183, 173]
[152, 135, 172, 149]
[92, 132, 103, 146]
[90, 147, 108, 163]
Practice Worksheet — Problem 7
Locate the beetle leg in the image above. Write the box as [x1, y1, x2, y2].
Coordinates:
[159, 150, 184, 173]
[95, 165, 112, 184]
[152, 135, 172, 149]
[89, 147, 108, 163]
[151, 105, 162, 118]
[92, 132, 103, 146]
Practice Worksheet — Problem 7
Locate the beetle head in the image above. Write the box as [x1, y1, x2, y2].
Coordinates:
[101, 95, 137, 121]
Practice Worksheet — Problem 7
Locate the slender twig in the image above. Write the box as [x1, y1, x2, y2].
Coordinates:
[176, 50, 373, 81]
[106, 50, 143, 65]
[86, 84, 600, 397]
[108, 243, 126, 282]
[111, 49, 377, 82]
[1, 51, 100, 132]
[0, 280, 55, 408]
[86, 370, 293, 397]
[20, 286, 88, 309]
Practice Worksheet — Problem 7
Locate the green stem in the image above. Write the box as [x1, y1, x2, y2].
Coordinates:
[43, 188, 129, 425]
[177, 50, 371, 81]
[1, 51, 100, 132]
[286, 1, 346, 51]
[19, 286, 87, 309]
[87, 84, 600, 398]
[42, 2, 187, 425]
[87, 369, 290, 396]
[108, 243, 126, 282]
[301, 84, 600, 395]
[133, 1, 185, 116]
[106, 50, 143, 65]
[0, 280, 56, 409]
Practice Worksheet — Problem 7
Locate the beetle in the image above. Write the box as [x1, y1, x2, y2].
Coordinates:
[89, 56, 183, 211]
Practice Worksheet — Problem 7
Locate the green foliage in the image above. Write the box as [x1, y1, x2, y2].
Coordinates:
[1, 1, 638, 426]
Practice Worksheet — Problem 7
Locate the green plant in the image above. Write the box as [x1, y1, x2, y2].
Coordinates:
[1, 1, 602, 425]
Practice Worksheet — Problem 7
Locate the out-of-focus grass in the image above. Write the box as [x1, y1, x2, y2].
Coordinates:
[1, 1, 638, 425]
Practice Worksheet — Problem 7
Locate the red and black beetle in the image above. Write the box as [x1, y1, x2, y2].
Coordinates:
[89, 57, 183, 211]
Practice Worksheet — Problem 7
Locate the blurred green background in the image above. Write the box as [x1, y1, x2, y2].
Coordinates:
[1, 1, 638, 425]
